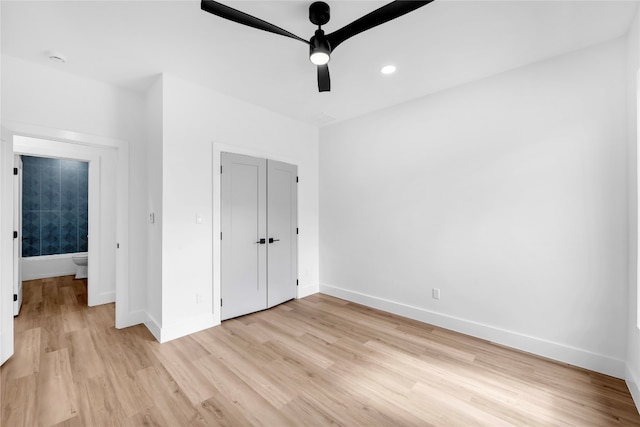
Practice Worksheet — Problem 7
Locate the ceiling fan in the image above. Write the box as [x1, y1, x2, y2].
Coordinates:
[201, 0, 433, 92]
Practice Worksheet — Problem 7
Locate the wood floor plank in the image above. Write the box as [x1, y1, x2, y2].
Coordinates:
[74, 375, 127, 427]
[124, 409, 166, 427]
[191, 354, 297, 426]
[134, 365, 203, 426]
[22, 279, 43, 304]
[39, 313, 66, 354]
[199, 330, 298, 409]
[189, 388, 254, 427]
[147, 337, 218, 405]
[58, 286, 80, 309]
[14, 301, 42, 333]
[2, 327, 41, 381]
[36, 348, 79, 426]
[65, 327, 105, 381]
[269, 356, 392, 426]
[41, 293, 61, 318]
[101, 342, 155, 418]
[2, 278, 639, 426]
[219, 318, 281, 360]
[61, 310, 87, 333]
[1, 374, 37, 427]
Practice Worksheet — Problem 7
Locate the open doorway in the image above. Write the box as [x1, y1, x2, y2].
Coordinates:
[13, 135, 117, 309]
[14, 154, 90, 315]
[1, 123, 131, 366]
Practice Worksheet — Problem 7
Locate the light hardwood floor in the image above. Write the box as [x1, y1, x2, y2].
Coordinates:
[2, 276, 639, 426]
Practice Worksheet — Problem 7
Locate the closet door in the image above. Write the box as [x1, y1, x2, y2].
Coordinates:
[221, 153, 267, 321]
[266, 160, 297, 308]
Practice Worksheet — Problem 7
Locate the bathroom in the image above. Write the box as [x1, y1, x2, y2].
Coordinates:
[18, 155, 89, 311]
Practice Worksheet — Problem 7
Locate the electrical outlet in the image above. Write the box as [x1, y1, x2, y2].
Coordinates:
[432, 288, 441, 300]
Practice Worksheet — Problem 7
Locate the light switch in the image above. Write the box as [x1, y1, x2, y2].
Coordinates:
[149, 212, 155, 224]
[196, 214, 203, 224]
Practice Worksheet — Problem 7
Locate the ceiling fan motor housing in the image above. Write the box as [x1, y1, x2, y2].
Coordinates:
[309, 2, 330, 26]
[310, 29, 331, 63]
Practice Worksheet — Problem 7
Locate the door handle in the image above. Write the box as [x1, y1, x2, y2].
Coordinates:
[255, 238, 266, 244]
[268, 238, 280, 244]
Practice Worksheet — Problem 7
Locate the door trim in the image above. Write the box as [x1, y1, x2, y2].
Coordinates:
[1, 121, 132, 329]
[13, 155, 22, 316]
[1, 127, 15, 365]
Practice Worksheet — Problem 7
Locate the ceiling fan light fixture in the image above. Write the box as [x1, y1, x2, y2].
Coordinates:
[381, 65, 396, 75]
[310, 50, 330, 65]
[309, 29, 330, 65]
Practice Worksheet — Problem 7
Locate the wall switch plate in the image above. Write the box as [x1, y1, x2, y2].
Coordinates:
[196, 214, 203, 224]
[432, 288, 441, 300]
[149, 212, 155, 224]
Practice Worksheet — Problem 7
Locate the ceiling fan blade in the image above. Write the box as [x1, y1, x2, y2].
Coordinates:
[201, 0, 308, 45]
[317, 64, 330, 92]
[326, 0, 433, 50]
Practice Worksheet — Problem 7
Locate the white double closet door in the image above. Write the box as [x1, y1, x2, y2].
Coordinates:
[221, 152, 298, 321]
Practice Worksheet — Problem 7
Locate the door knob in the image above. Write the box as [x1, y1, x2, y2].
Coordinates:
[255, 238, 266, 244]
[268, 238, 280, 244]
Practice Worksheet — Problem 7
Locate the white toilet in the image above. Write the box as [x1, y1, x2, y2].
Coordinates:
[72, 254, 88, 279]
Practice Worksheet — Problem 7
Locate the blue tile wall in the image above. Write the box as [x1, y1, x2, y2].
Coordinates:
[21, 156, 89, 257]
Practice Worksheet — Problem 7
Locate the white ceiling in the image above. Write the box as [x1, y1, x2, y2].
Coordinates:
[1, 0, 637, 127]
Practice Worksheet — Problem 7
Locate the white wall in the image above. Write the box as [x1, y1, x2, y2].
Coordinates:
[1, 55, 147, 323]
[627, 8, 640, 408]
[320, 37, 629, 377]
[145, 75, 163, 330]
[147, 73, 319, 342]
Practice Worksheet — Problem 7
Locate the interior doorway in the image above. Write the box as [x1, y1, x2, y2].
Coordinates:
[14, 154, 91, 315]
[220, 152, 298, 320]
[2, 123, 130, 367]
[13, 136, 117, 309]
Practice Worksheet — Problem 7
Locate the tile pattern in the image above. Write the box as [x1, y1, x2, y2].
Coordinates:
[21, 156, 89, 257]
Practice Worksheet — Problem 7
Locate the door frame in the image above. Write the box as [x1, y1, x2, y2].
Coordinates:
[13, 155, 22, 315]
[212, 142, 300, 325]
[14, 137, 104, 306]
[1, 121, 130, 331]
[1, 128, 15, 365]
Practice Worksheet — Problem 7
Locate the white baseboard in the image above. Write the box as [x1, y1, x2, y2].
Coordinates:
[89, 291, 115, 307]
[297, 283, 319, 299]
[116, 309, 147, 329]
[22, 271, 76, 281]
[627, 364, 640, 412]
[144, 314, 162, 342]
[21, 255, 77, 281]
[320, 284, 626, 379]
[145, 312, 218, 343]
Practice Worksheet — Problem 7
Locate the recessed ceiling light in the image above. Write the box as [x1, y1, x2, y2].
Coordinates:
[47, 51, 67, 64]
[381, 65, 396, 75]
